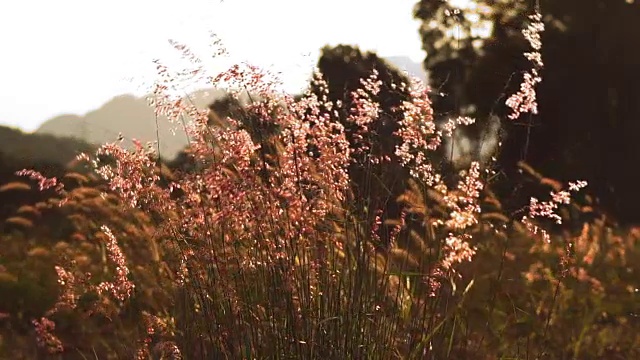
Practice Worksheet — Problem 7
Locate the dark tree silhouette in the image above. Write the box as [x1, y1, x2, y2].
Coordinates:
[414, 0, 640, 224]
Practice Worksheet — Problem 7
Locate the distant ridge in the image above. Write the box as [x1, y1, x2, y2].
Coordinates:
[36, 89, 227, 160]
[0, 125, 94, 167]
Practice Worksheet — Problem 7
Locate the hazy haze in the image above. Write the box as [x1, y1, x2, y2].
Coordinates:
[0, 0, 425, 132]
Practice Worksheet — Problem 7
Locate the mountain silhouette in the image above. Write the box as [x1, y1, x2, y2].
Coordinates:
[384, 56, 428, 82]
[36, 89, 227, 160]
[0, 125, 94, 167]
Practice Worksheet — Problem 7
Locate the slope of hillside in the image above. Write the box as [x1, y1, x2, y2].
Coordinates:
[0, 125, 94, 167]
[36, 89, 227, 160]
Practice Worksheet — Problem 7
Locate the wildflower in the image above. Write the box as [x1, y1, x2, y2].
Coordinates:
[442, 116, 476, 137]
[15, 169, 64, 193]
[49, 266, 79, 312]
[395, 78, 442, 185]
[347, 69, 382, 162]
[95, 226, 134, 303]
[522, 179, 587, 242]
[505, 69, 542, 119]
[506, 12, 545, 120]
[32, 317, 63, 354]
[441, 233, 476, 270]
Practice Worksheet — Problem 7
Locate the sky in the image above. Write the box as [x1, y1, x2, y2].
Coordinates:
[0, 0, 426, 132]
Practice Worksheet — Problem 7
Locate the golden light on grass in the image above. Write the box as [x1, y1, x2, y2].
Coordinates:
[16, 205, 41, 217]
[63, 172, 90, 185]
[73, 255, 92, 267]
[0, 272, 18, 284]
[75, 187, 101, 197]
[53, 241, 70, 252]
[71, 233, 88, 242]
[5, 216, 34, 228]
[27, 247, 50, 258]
[0, 182, 31, 192]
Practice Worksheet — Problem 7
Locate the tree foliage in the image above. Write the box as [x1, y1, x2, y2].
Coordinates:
[414, 0, 640, 223]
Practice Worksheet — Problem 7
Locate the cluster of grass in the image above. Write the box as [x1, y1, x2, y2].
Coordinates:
[1, 136, 638, 359]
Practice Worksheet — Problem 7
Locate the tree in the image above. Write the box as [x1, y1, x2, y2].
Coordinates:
[414, 0, 640, 223]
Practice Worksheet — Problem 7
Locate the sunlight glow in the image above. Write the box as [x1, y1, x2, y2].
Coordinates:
[447, 0, 475, 10]
[0, 0, 424, 132]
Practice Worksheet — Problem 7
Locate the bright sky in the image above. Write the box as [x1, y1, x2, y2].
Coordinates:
[0, 0, 425, 132]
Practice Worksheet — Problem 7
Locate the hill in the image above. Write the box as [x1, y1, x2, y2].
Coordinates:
[36, 89, 227, 160]
[0, 125, 94, 168]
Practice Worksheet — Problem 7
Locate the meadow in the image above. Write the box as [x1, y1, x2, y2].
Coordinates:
[1, 6, 639, 360]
